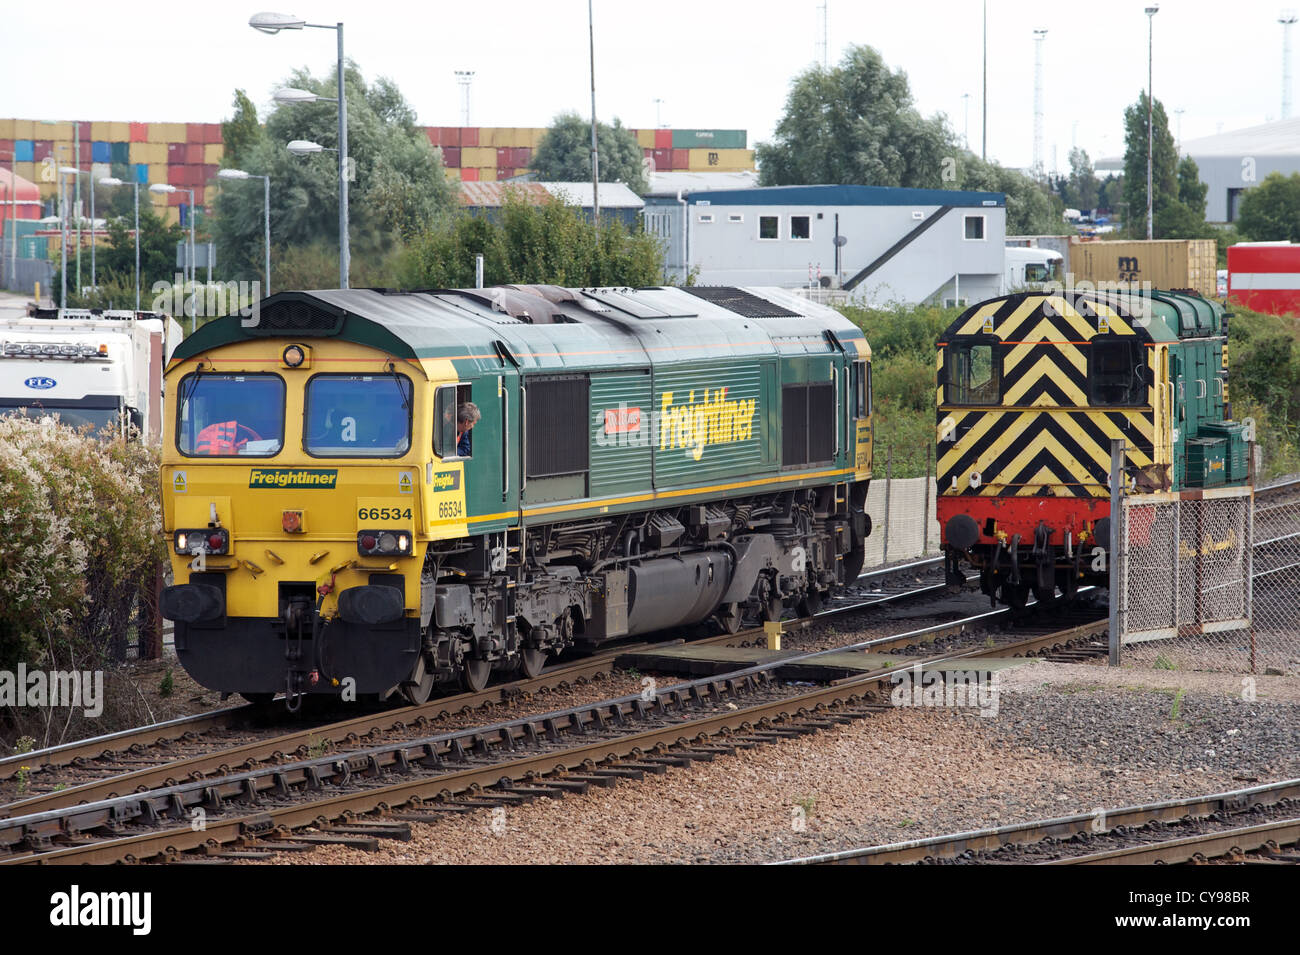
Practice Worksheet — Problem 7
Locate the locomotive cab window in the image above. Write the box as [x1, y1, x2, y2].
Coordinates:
[852, 360, 871, 417]
[946, 342, 1001, 405]
[434, 383, 474, 459]
[177, 373, 285, 457]
[304, 373, 413, 457]
[1090, 339, 1146, 406]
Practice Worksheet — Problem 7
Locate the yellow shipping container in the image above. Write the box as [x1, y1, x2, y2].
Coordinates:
[460, 146, 496, 167]
[1067, 239, 1218, 298]
[150, 163, 169, 184]
[108, 121, 130, 141]
[0, 118, 15, 139]
[149, 122, 186, 142]
[636, 128, 655, 149]
[443, 166, 462, 181]
[148, 142, 170, 164]
[90, 122, 113, 140]
[529, 128, 547, 147]
[479, 167, 498, 182]
[686, 148, 756, 171]
[12, 119, 35, 140]
[37, 180, 59, 199]
[204, 143, 224, 164]
[40, 120, 72, 141]
[129, 142, 152, 164]
[13, 161, 37, 183]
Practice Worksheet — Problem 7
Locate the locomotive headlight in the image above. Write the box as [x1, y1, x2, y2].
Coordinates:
[174, 528, 229, 555]
[176, 531, 190, 551]
[281, 344, 310, 369]
[357, 530, 413, 557]
[378, 532, 397, 552]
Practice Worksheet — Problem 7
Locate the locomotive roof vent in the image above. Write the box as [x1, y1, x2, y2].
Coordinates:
[683, 286, 803, 319]
[246, 297, 346, 338]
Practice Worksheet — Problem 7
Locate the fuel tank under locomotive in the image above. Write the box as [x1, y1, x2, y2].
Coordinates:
[625, 551, 732, 635]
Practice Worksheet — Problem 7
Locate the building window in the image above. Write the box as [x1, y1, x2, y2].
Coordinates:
[698, 213, 714, 223]
[728, 214, 744, 223]
[758, 215, 779, 240]
[790, 215, 811, 240]
[964, 215, 986, 240]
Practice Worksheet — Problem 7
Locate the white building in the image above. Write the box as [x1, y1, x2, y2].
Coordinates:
[655, 184, 1007, 307]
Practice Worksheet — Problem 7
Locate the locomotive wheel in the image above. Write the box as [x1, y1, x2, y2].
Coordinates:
[1031, 584, 1059, 608]
[758, 575, 783, 622]
[714, 602, 743, 635]
[462, 659, 492, 692]
[1057, 570, 1079, 603]
[520, 647, 548, 679]
[400, 670, 436, 706]
[1000, 581, 1030, 610]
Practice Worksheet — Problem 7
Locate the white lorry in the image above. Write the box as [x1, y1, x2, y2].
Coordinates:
[0, 308, 183, 442]
[1004, 246, 1064, 291]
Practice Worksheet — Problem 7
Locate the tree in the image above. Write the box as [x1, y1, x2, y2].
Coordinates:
[1154, 155, 1212, 238]
[54, 205, 186, 307]
[1122, 92, 1178, 236]
[397, 192, 664, 289]
[211, 63, 455, 286]
[1062, 148, 1099, 211]
[1097, 173, 1124, 215]
[756, 45, 954, 188]
[221, 90, 263, 170]
[530, 113, 647, 195]
[1236, 172, 1300, 242]
[951, 154, 1065, 235]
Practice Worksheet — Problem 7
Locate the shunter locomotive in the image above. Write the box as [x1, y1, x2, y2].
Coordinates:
[937, 288, 1249, 608]
[160, 285, 873, 705]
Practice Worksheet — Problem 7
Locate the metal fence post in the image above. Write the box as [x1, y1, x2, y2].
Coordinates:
[1108, 439, 1124, 666]
[923, 442, 933, 554]
[882, 446, 892, 565]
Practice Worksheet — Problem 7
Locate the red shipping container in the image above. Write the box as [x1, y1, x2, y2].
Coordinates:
[670, 149, 687, 169]
[655, 129, 672, 150]
[129, 122, 148, 142]
[202, 164, 218, 183]
[497, 167, 513, 180]
[441, 127, 461, 147]
[76, 121, 92, 142]
[652, 148, 671, 170]
[187, 123, 205, 143]
[206, 124, 224, 144]
[168, 142, 186, 160]
[186, 144, 204, 164]
[1227, 243, 1300, 315]
[169, 191, 186, 206]
[460, 167, 479, 181]
[0, 139, 12, 154]
[512, 147, 531, 167]
[496, 146, 510, 165]
[425, 127, 441, 146]
[168, 164, 187, 186]
[443, 147, 461, 167]
[461, 127, 479, 147]
[32, 141, 52, 162]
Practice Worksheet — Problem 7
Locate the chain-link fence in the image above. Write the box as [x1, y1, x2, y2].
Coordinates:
[863, 445, 940, 568]
[1117, 479, 1300, 674]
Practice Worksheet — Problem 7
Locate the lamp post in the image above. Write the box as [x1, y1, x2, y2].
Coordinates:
[217, 168, 272, 296]
[1, 149, 16, 291]
[149, 183, 196, 328]
[1145, 4, 1159, 241]
[58, 166, 79, 309]
[41, 120, 81, 295]
[98, 177, 141, 311]
[250, 12, 349, 289]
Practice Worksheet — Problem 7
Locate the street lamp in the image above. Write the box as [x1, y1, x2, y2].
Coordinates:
[1145, 4, 1159, 241]
[149, 183, 196, 328]
[98, 177, 141, 311]
[250, 12, 349, 289]
[1, 148, 17, 292]
[217, 168, 272, 296]
[58, 166, 79, 309]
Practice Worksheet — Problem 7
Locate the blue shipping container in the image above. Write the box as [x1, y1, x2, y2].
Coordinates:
[134, 163, 149, 184]
[14, 140, 33, 162]
[92, 141, 111, 162]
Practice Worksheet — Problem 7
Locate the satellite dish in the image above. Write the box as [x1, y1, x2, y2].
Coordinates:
[833, 235, 848, 247]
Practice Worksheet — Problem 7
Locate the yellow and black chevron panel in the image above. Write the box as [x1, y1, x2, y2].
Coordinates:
[937, 292, 1157, 498]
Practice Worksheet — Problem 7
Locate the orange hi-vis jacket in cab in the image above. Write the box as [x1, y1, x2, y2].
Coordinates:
[195, 420, 240, 455]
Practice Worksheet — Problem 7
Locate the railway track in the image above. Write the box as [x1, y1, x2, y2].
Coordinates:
[777, 779, 1300, 866]
[0, 557, 952, 811]
[0, 600, 1104, 864]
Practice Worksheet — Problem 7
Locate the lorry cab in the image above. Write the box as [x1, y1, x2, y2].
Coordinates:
[1004, 247, 1063, 291]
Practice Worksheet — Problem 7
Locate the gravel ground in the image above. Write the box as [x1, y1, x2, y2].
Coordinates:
[257, 659, 1299, 865]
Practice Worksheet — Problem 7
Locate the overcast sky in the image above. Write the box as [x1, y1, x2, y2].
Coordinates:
[1, 0, 1290, 172]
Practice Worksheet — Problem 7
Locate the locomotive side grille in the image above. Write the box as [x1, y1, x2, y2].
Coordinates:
[782, 382, 834, 466]
[526, 376, 590, 478]
[683, 286, 802, 319]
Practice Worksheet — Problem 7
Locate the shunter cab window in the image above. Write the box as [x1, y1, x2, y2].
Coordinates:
[1090, 339, 1146, 406]
[178, 373, 285, 456]
[946, 342, 1001, 405]
[304, 373, 413, 457]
